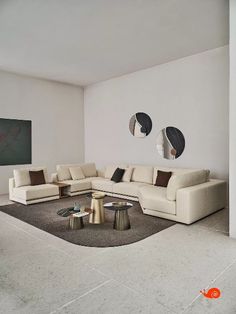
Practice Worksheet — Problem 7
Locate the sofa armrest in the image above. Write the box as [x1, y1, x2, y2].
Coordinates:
[167, 170, 210, 201]
[176, 179, 227, 224]
[9, 178, 15, 200]
[51, 173, 58, 183]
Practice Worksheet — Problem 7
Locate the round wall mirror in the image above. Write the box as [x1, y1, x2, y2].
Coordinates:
[129, 112, 152, 138]
[156, 126, 185, 159]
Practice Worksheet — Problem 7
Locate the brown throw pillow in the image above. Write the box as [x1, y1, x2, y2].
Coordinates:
[155, 170, 172, 187]
[29, 170, 46, 186]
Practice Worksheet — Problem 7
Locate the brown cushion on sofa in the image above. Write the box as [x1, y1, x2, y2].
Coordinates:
[155, 170, 172, 187]
[29, 170, 46, 186]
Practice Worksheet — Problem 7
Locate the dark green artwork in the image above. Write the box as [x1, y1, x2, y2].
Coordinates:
[0, 118, 32, 166]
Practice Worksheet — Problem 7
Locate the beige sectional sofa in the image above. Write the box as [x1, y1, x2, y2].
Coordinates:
[50, 162, 227, 224]
[9, 167, 60, 205]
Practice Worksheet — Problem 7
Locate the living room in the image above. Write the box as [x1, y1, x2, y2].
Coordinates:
[0, 0, 236, 313]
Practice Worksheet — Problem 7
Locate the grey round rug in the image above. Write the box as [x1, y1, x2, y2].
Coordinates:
[0, 195, 175, 247]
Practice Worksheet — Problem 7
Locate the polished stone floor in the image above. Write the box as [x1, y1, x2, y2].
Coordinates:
[0, 194, 235, 314]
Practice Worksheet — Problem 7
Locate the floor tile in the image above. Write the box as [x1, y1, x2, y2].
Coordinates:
[87, 224, 236, 313]
[0, 220, 46, 262]
[53, 279, 174, 314]
[0, 210, 107, 263]
[195, 208, 229, 234]
[0, 194, 234, 314]
[0, 290, 26, 314]
[0, 231, 110, 314]
[185, 261, 236, 314]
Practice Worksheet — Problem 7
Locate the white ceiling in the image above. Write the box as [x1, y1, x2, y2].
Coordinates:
[0, 0, 229, 86]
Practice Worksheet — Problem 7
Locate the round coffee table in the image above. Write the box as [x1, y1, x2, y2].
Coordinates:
[89, 192, 106, 224]
[104, 201, 132, 231]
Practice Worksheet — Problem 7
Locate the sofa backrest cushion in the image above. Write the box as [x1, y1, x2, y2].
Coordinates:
[97, 168, 105, 178]
[14, 167, 49, 187]
[69, 166, 85, 180]
[57, 163, 97, 180]
[80, 163, 97, 177]
[57, 165, 73, 181]
[152, 167, 193, 184]
[167, 169, 210, 201]
[131, 165, 153, 184]
[105, 164, 127, 179]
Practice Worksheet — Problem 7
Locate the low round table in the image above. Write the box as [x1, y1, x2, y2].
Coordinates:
[89, 192, 106, 224]
[104, 202, 133, 231]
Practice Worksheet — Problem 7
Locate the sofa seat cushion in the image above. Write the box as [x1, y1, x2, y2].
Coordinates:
[60, 178, 98, 193]
[91, 178, 114, 193]
[13, 184, 59, 201]
[138, 186, 176, 215]
[113, 182, 148, 197]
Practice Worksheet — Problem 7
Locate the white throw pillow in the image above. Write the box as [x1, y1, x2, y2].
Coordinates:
[122, 167, 134, 182]
[69, 166, 85, 180]
[57, 166, 72, 181]
[167, 169, 210, 201]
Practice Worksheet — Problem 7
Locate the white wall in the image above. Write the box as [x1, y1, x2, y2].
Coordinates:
[84, 46, 229, 180]
[229, 0, 236, 238]
[0, 71, 84, 194]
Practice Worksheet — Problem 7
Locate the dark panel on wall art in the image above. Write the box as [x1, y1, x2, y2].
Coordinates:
[0, 118, 32, 166]
[156, 126, 185, 160]
[129, 112, 152, 138]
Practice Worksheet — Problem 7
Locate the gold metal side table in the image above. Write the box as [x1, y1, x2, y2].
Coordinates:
[89, 192, 106, 224]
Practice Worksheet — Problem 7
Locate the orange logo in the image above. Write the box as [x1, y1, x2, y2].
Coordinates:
[200, 288, 221, 299]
